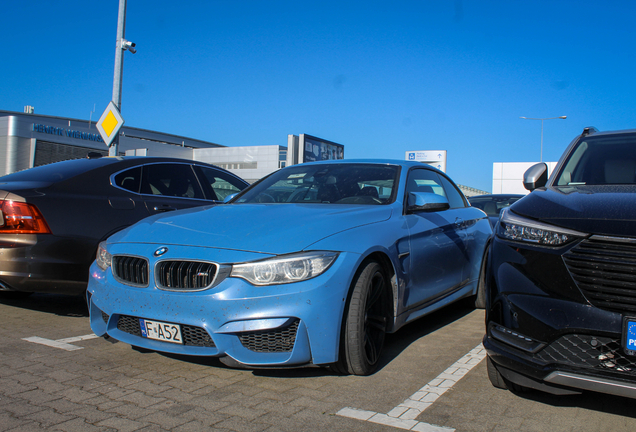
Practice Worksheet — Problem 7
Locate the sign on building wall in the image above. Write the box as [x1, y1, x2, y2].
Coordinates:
[287, 134, 345, 166]
[406, 150, 447, 172]
[299, 134, 344, 163]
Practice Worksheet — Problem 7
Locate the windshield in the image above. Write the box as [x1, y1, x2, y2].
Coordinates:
[469, 195, 522, 216]
[555, 134, 636, 186]
[234, 163, 399, 205]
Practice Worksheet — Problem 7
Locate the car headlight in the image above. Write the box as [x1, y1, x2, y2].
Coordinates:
[497, 208, 586, 246]
[96, 241, 113, 271]
[230, 252, 338, 286]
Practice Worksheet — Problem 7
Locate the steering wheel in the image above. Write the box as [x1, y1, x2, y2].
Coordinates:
[256, 193, 275, 203]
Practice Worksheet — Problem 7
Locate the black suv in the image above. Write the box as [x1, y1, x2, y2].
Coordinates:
[484, 127, 636, 399]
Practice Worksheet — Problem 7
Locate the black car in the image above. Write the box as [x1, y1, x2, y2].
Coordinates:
[0, 156, 248, 297]
[468, 194, 524, 228]
[484, 127, 636, 399]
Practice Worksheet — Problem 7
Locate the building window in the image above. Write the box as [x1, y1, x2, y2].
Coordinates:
[215, 162, 257, 170]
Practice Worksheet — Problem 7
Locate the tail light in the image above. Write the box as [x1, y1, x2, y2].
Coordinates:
[0, 200, 51, 234]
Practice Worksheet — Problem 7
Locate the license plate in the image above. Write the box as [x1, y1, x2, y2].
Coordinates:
[623, 317, 636, 356]
[140, 319, 183, 344]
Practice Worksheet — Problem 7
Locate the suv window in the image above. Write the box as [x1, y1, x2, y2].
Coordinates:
[141, 164, 204, 199]
[555, 134, 636, 186]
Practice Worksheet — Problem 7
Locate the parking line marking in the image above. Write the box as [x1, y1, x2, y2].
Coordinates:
[337, 344, 486, 431]
[22, 333, 99, 351]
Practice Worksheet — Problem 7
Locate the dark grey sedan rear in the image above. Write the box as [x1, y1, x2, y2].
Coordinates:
[0, 156, 248, 296]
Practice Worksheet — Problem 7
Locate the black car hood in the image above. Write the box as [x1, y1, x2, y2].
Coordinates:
[510, 185, 636, 236]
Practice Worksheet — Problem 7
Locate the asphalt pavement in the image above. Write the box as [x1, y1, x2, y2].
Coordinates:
[2, 293, 636, 432]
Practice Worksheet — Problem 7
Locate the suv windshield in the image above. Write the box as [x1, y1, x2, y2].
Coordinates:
[234, 163, 399, 204]
[555, 133, 636, 186]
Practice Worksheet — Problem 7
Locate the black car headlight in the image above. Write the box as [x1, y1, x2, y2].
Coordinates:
[497, 208, 586, 246]
[230, 251, 338, 286]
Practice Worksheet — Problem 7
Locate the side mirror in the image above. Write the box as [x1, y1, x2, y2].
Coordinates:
[523, 163, 548, 191]
[407, 192, 450, 213]
[223, 193, 238, 203]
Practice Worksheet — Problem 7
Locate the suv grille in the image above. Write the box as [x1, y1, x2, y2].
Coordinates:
[112, 256, 149, 287]
[238, 319, 300, 353]
[535, 334, 636, 376]
[116, 315, 215, 347]
[563, 236, 636, 314]
[156, 260, 217, 290]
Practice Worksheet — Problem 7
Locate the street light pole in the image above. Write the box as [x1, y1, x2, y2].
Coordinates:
[519, 116, 567, 162]
[109, 0, 136, 156]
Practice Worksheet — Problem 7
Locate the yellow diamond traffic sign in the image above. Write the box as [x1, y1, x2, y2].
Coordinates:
[96, 101, 125, 147]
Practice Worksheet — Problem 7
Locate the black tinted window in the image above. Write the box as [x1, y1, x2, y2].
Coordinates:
[114, 167, 141, 193]
[141, 164, 204, 199]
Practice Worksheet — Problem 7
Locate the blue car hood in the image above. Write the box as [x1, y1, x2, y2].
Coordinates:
[511, 185, 636, 236]
[111, 203, 393, 254]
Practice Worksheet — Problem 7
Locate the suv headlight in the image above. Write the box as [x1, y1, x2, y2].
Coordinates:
[96, 241, 113, 270]
[497, 208, 586, 246]
[231, 251, 338, 286]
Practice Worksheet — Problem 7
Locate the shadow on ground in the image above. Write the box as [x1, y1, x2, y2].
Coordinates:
[0, 292, 88, 317]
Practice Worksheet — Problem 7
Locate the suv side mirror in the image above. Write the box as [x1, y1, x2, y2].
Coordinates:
[523, 163, 548, 191]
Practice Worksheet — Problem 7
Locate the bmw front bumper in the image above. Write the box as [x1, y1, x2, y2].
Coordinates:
[87, 243, 360, 368]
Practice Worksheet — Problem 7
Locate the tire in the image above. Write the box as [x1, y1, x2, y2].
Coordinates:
[333, 261, 389, 376]
[486, 355, 531, 393]
[474, 248, 488, 309]
[486, 355, 508, 389]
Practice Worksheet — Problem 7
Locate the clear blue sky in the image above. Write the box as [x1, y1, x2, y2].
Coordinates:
[2, 1, 635, 192]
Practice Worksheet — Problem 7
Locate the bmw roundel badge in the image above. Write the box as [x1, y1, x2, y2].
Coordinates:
[154, 247, 168, 257]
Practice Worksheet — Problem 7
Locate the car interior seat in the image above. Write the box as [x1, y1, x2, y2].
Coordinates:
[168, 178, 191, 197]
[121, 177, 139, 193]
[358, 186, 379, 199]
[317, 184, 340, 202]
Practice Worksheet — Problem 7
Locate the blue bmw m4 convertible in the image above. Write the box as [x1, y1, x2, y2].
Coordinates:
[88, 159, 492, 375]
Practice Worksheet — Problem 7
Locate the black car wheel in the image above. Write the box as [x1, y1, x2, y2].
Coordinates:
[474, 247, 489, 309]
[333, 261, 388, 376]
[486, 355, 508, 389]
[487, 355, 531, 393]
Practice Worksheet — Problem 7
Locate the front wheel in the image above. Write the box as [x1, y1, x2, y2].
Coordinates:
[486, 355, 531, 393]
[474, 247, 488, 309]
[333, 261, 389, 375]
